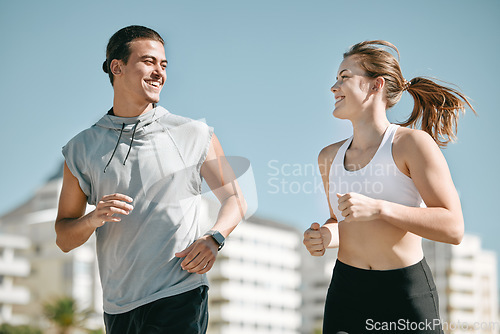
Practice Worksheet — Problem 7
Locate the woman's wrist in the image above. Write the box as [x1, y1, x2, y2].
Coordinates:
[320, 226, 331, 248]
[377, 199, 393, 223]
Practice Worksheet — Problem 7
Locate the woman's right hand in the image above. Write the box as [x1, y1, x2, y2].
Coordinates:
[303, 222, 326, 256]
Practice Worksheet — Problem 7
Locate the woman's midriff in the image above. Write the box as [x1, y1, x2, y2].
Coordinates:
[337, 218, 424, 270]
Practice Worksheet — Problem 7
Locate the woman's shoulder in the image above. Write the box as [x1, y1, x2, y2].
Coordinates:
[393, 126, 442, 172]
[319, 139, 349, 162]
[394, 126, 437, 152]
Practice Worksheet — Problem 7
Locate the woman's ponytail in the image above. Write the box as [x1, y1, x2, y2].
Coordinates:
[344, 40, 476, 148]
[401, 77, 476, 147]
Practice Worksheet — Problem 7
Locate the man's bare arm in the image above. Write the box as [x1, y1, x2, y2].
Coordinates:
[175, 134, 247, 274]
[55, 162, 133, 252]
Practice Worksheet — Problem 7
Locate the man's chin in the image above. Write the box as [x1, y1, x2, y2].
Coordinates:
[147, 96, 161, 104]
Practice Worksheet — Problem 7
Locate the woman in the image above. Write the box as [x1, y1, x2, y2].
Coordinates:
[303, 40, 475, 334]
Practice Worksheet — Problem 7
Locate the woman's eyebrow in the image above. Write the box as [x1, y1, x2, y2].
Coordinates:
[336, 69, 349, 79]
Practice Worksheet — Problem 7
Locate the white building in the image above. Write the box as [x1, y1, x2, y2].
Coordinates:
[1, 165, 303, 334]
[298, 237, 500, 334]
[0, 233, 31, 325]
[424, 236, 499, 334]
[0, 168, 103, 330]
[200, 197, 302, 334]
[10, 164, 498, 334]
[300, 246, 337, 334]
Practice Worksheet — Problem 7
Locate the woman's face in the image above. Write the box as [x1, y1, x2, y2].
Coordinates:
[330, 56, 375, 120]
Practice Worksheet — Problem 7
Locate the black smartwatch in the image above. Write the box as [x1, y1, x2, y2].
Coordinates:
[205, 230, 225, 251]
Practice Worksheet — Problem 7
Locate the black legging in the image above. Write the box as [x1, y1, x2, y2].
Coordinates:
[323, 258, 443, 334]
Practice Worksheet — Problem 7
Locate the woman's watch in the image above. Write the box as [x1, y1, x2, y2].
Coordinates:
[205, 230, 225, 251]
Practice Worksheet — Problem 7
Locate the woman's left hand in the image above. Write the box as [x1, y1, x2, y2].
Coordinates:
[336, 193, 382, 222]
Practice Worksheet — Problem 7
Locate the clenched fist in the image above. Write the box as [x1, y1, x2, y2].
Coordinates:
[303, 222, 328, 256]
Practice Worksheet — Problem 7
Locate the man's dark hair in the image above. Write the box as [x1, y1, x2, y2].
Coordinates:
[102, 25, 164, 85]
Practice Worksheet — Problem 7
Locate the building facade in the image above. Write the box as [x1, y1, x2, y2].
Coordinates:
[1, 169, 303, 333]
[0, 233, 30, 325]
[0, 171, 103, 330]
[424, 236, 499, 334]
[202, 196, 303, 334]
[298, 237, 500, 334]
[300, 246, 337, 334]
[1, 167, 499, 334]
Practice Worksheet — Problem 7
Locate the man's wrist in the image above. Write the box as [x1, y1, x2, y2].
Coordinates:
[204, 230, 225, 251]
[84, 212, 100, 230]
[203, 235, 219, 249]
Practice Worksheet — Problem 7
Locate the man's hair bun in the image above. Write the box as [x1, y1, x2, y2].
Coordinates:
[102, 60, 109, 74]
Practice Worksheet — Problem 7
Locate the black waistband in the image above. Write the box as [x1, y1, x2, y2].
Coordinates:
[331, 257, 436, 298]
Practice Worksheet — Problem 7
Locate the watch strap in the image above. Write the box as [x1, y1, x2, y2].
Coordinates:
[205, 230, 225, 250]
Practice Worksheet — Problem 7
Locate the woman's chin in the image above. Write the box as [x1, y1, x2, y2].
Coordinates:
[332, 108, 347, 120]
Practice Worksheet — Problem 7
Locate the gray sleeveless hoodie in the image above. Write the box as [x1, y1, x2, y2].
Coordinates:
[62, 106, 212, 314]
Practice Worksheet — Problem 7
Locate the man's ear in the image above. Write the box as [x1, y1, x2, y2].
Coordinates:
[110, 59, 123, 76]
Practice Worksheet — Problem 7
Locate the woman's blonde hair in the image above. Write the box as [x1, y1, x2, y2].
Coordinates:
[344, 40, 476, 147]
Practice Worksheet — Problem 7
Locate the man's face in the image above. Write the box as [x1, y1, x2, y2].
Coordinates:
[116, 39, 167, 104]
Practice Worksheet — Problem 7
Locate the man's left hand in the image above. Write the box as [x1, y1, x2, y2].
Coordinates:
[175, 236, 219, 274]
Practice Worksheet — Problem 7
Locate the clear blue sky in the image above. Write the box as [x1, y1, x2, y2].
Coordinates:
[1, 1, 499, 254]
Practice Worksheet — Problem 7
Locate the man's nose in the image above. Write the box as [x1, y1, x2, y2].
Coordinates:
[152, 67, 162, 78]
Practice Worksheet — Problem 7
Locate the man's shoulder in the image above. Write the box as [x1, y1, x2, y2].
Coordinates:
[65, 124, 102, 147]
[159, 108, 211, 134]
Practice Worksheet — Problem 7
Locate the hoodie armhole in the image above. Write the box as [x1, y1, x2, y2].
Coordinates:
[197, 126, 214, 176]
[62, 145, 92, 204]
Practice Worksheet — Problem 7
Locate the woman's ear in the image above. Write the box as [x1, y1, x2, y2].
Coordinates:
[372, 76, 385, 92]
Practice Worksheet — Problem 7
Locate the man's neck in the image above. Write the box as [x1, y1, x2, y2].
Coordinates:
[112, 97, 155, 118]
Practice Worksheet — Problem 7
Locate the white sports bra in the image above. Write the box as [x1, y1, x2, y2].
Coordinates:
[329, 124, 425, 222]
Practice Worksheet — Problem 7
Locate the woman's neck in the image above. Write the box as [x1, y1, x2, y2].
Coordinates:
[350, 115, 391, 151]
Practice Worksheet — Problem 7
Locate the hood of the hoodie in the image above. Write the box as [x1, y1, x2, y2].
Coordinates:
[96, 105, 169, 173]
[95, 105, 169, 134]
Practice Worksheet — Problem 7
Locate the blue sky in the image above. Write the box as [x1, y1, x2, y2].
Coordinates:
[1, 1, 499, 255]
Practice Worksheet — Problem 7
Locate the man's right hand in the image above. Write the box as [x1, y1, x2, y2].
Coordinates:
[303, 222, 326, 256]
[87, 193, 134, 228]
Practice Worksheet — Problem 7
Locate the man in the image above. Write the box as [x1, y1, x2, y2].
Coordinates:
[55, 25, 247, 333]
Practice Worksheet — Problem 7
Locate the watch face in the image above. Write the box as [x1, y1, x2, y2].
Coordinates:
[213, 232, 224, 244]
[209, 230, 225, 250]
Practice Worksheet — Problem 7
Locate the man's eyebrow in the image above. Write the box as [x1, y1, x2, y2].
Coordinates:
[140, 55, 168, 64]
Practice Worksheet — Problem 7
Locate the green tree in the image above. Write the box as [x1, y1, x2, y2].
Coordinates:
[86, 330, 104, 334]
[43, 296, 90, 334]
[0, 323, 42, 334]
